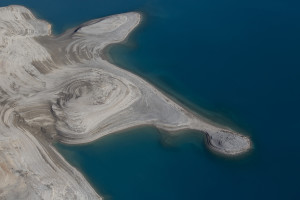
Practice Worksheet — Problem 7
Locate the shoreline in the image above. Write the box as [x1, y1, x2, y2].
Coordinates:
[0, 5, 251, 199]
[102, 23, 250, 138]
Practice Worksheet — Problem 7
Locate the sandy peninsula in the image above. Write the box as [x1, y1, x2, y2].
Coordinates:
[0, 5, 251, 199]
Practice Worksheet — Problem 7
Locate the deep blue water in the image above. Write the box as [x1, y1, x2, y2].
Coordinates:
[1, 0, 300, 199]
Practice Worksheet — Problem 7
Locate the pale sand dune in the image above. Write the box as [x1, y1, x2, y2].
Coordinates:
[0, 5, 251, 199]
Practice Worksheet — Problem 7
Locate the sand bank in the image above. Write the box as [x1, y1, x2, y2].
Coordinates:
[0, 5, 250, 199]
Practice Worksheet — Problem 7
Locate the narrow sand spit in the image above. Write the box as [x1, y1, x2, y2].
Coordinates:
[0, 5, 251, 199]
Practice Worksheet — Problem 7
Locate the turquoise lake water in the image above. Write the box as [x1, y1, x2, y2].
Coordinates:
[1, 0, 300, 199]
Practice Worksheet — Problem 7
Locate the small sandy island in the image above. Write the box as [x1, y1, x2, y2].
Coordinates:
[0, 5, 251, 199]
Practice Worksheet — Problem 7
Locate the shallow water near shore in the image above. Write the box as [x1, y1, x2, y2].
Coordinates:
[55, 127, 255, 200]
[1, 0, 300, 199]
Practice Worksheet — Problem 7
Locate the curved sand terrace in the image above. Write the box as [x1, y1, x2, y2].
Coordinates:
[0, 5, 251, 199]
